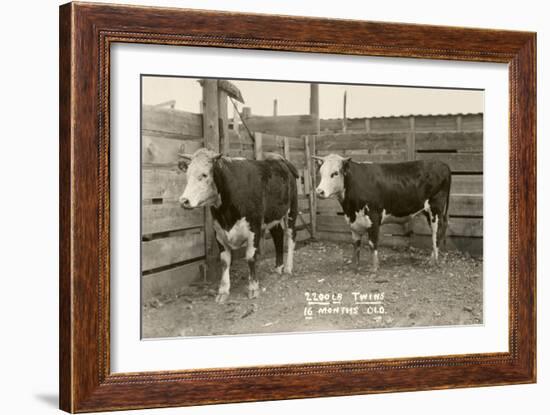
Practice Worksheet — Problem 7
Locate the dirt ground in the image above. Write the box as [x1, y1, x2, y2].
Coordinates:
[142, 240, 483, 338]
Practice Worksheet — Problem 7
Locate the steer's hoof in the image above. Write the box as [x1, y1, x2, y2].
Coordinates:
[283, 266, 293, 275]
[215, 293, 229, 304]
[370, 266, 379, 274]
[248, 288, 260, 299]
[274, 265, 284, 275]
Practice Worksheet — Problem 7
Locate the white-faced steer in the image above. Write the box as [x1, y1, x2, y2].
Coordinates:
[178, 149, 299, 303]
[314, 154, 451, 271]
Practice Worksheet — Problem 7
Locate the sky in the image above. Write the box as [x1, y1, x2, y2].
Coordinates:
[142, 76, 483, 119]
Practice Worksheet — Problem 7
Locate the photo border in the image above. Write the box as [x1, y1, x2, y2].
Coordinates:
[59, 2, 536, 412]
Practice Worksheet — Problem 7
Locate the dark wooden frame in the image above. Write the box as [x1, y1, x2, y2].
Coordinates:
[59, 2, 536, 412]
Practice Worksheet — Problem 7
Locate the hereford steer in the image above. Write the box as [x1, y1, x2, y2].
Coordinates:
[314, 154, 451, 271]
[179, 149, 299, 303]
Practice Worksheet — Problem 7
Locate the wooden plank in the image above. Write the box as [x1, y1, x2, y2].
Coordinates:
[416, 152, 483, 173]
[461, 114, 484, 131]
[254, 132, 263, 160]
[141, 229, 205, 271]
[142, 105, 203, 138]
[411, 234, 482, 257]
[415, 131, 483, 151]
[304, 135, 316, 237]
[369, 117, 411, 132]
[142, 202, 204, 234]
[142, 168, 187, 201]
[218, 90, 229, 155]
[142, 135, 202, 165]
[315, 132, 408, 151]
[317, 198, 342, 214]
[451, 174, 483, 194]
[449, 194, 483, 217]
[412, 216, 483, 237]
[414, 115, 459, 131]
[407, 116, 416, 161]
[245, 114, 317, 137]
[340, 152, 407, 163]
[142, 260, 205, 302]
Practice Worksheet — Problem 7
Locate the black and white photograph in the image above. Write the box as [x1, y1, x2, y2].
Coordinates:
[141, 76, 484, 339]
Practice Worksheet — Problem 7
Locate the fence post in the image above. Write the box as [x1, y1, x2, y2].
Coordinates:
[283, 136, 290, 159]
[201, 79, 220, 281]
[407, 116, 416, 161]
[254, 132, 263, 160]
[304, 135, 317, 239]
[218, 88, 229, 155]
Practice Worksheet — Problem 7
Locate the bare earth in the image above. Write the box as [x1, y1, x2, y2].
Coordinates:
[142, 241, 483, 338]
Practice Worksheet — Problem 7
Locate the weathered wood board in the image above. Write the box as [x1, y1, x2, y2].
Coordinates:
[142, 202, 204, 235]
[142, 229, 205, 272]
[142, 261, 205, 301]
[142, 105, 203, 139]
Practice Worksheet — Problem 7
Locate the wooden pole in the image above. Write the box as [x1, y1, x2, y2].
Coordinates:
[342, 91, 347, 132]
[304, 135, 316, 239]
[407, 116, 416, 161]
[273, 99, 278, 116]
[254, 132, 263, 160]
[218, 88, 229, 155]
[201, 80, 220, 281]
[309, 83, 321, 135]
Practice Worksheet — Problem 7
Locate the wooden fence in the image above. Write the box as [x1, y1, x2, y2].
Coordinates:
[141, 105, 206, 302]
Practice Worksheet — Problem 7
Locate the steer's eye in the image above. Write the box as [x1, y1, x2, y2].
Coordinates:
[200, 173, 208, 180]
[331, 172, 339, 178]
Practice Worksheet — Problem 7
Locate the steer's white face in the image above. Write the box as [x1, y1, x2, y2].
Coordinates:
[315, 154, 350, 199]
[179, 149, 220, 209]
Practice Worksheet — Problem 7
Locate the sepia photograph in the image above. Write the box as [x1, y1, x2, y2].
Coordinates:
[140, 76, 484, 339]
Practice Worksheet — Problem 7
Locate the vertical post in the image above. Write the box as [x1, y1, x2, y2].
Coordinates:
[407, 116, 416, 161]
[218, 88, 229, 155]
[309, 83, 321, 135]
[273, 99, 278, 116]
[342, 91, 347, 133]
[202, 80, 220, 281]
[305, 135, 317, 239]
[254, 132, 263, 160]
[283, 136, 290, 160]
[232, 107, 239, 131]
[242, 106, 252, 119]
[365, 118, 371, 133]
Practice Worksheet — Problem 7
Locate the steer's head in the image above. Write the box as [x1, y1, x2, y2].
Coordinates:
[313, 154, 351, 199]
[178, 148, 222, 209]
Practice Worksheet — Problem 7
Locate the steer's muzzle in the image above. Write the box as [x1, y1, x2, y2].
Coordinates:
[316, 188, 326, 198]
[179, 197, 192, 209]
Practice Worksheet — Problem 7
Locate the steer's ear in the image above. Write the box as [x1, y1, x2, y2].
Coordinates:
[312, 156, 324, 167]
[342, 157, 352, 175]
[177, 153, 193, 172]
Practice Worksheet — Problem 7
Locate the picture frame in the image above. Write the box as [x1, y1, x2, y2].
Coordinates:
[59, 2, 536, 412]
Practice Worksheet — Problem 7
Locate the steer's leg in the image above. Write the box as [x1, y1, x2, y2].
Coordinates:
[216, 246, 231, 304]
[246, 224, 262, 299]
[367, 213, 381, 272]
[270, 224, 285, 274]
[284, 205, 298, 275]
[351, 230, 362, 273]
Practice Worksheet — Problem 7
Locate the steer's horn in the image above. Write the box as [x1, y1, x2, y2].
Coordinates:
[312, 155, 325, 165]
[177, 153, 193, 162]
